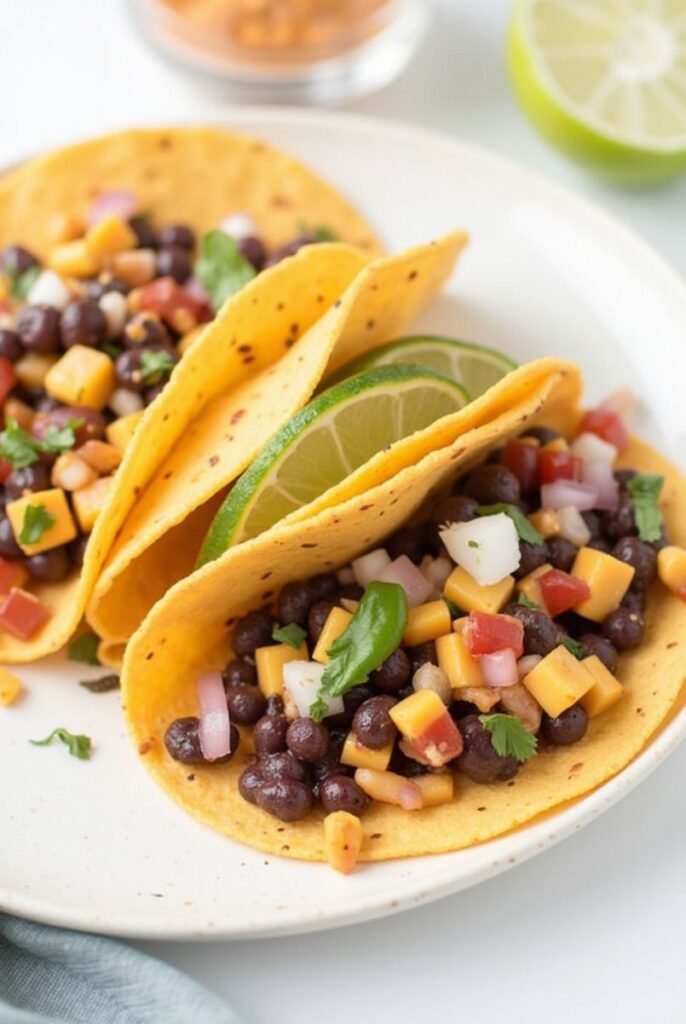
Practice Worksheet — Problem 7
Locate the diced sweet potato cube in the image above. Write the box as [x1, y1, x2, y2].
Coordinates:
[49, 240, 100, 278]
[341, 731, 393, 771]
[45, 345, 115, 411]
[579, 655, 623, 717]
[72, 475, 113, 533]
[413, 772, 454, 807]
[0, 666, 23, 706]
[521, 644, 594, 718]
[572, 547, 635, 622]
[390, 690, 463, 766]
[657, 546, 686, 594]
[444, 566, 514, 614]
[105, 411, 143, 452]
[436, 631, 484, 689]
[85, 213, 137, 258]
[515, 563, 553, 608]
[254, 641, 308, 698]
[528, 509, 560, 539]
[403, 600, 451, 647]
[15, 353, 58, 390]
[312, 607, 353, 664]
[324, 812, 363, 874]
[7, 488, 77, 555]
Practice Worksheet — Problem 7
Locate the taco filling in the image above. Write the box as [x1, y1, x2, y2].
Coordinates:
[0, 208, 337, 639]
[161, 401, 684, 871]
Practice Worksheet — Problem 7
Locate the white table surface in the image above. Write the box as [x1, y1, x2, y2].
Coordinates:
[2, 1, 685, 1022]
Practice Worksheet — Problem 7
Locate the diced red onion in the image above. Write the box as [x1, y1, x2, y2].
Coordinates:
[283, 661, 344, 719]
[352, 548, 391, 588]
[517, 654, 542, 679]
[398, 781, 424, 811]
[581, 459, 619, 511]
[197, 672, 232, 761]
[184, 276, 211, 306]
[599, 387, 637, 421]
[219, 212, 257, 242]
[378, 555, 433, 608]
[88, 189, 138, 227]
[540, 480, 599, 511]
[440, 514, 520, 586]
[479, 648, 519, 688]
[557, 506, 592, 547]
[570, 432, 617, 465]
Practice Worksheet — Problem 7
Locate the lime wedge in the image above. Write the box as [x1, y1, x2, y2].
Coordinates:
[199, 365, 470, 564]
[509, 0, 686, 184]
[327, 336, 516, 398]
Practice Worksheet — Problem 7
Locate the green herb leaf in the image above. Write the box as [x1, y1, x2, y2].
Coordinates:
[19, 503, 55, 545]
[7, 265, 40, 300]
[443, 597, 461, 617]
[476, 503, 544, 545]
[310, 582, 408, 721]
[479, 713, 538, 762]
[195, 230, 256, 311]
[272, 622, 307, 650]
[40, 418, 84, 455]
[30, 727, 92, 760]
[298, 222, 337, 243]
[560, 635, 584, 659]
[517, 593, 540, 610]
[67, 632, 101, 666]
[0, 419, 41, 469]
[103, 342, 123, 360]
[627, 473, 664, 543]
[140, 349, 175, 386]
[468, 539, 480, 549]
[79, 674, 120, 693]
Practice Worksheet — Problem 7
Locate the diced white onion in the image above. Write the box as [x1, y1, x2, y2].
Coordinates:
[352, 548, 391, 588]
[109, 388, 144, 418]
[378, 555, 434, 607]
[581, 460, 619, 511]
[283, 661, 344, 719]
[440, 513, 520, 586]
[557, 506, 592, 547]
[517, 654, 542, 679]
[540, 480, 599, 511]
[88, 189, 138, 227]
[27, 270, 71, 310]
[336, 566, 355, 585]
[98, 291, 128, 338]
[219, 213, 257, 242]
[570, 432, 617, 465]
[479, 648, 519, 688]
[197, 672, 233, 761]
[599, 387, 637, 421]
[422, 555, 453, 592]
[412, 662, 452, 704]
[0, 312, 15, 330]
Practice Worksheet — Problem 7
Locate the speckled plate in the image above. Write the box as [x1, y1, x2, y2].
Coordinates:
[1, 109, 685, 939]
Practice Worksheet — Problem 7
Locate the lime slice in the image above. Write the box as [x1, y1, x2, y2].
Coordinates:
[327, 336, 516, 398]
[509, 0, 686, 184]
[199, 365, 469, 564]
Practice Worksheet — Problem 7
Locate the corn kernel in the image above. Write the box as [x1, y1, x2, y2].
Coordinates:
[106, 410, 144, 452]
[45, 345, 115, 411]
[413, 772, 454, 807]
[390, 689, 446, 741]
[579, 655, 623, 717]
[324, 812, 363, 874]
[47, 211, 85, 245]
[51, 453, 98, 492]
[444, 566, 514, 614]
[254, 642, 308, 698]
[528, 509, 560, 539]
[354, 768, 423, 809]
[6, 488, 77, 555]
[112, 249, 156, 287]
[49, 240, 100, 278]
[403, 600, 451, 647]
[341, 731, 393, 771]
[15, 353, 58, 390]
[541, 437, 569, 453]
[657, 546, 686, 594]
[436, 631, 484, 689]
[0, 667, 23, 706]
[572, 547, 635, 622]
[522, 645, 594, 718]
[85, 214, 137, 258]
[312, 607, 353, 664]
[72, 476, 113, 533]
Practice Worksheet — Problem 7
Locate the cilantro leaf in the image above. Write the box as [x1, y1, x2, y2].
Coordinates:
[102, 343, 123, 360]
[477, 503, 544, 545]
[30, 727, 92, 760]
[272, 622, 307, 650]
[41, 418, 84, 455]
[139, 349, 175, 386]
[79, 674, 120, 693]
[19, 504, 55, 545]
[479, 713, 538, 762]
[0, 419, 41, 469]
[627, 473, 664, 543]
[298, 222, 337, 243]
[67, 632, 101, 667]
[468, 539, 480, 549]
[7, 265, 40, 300]
[443, 597, 461, 617]
[560, 635, 584, 659]
[195, 230, 256, 311]
[517, 593, 540, 609]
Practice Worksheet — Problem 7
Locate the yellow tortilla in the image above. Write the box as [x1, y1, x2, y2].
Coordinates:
[87, 232, 469, 655]
[118, 360, 686, 864]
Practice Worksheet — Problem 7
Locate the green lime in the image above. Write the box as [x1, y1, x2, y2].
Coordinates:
[508, 0, 686, 184]
[327, 336, 516, 398]
[198, 365, 470, 564]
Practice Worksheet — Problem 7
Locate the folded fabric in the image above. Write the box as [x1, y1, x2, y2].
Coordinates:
[0, 913, 241, 1024]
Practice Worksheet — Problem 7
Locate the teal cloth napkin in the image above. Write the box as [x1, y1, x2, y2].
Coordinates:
[0, 914, 242, 1024]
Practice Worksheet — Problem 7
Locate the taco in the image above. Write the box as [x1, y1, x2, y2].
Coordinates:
[0, 124, 384, 659]
[121, 355, 685, 873]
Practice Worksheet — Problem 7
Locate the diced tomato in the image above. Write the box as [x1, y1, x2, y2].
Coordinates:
[538, 450, 582, 484]
[0, 588, 50, 640]
[502, 441, 539, 493]
[465, 611, 524, 659]
[0, 357, 17, 406]
[579, 407, 629, 453]
[137, 277, 211, 327]
[0, 300, 11, 314]
[410, 713, 464, 766]
[0, 457, 12, 484]
[0, 559, 29, 595]
[677, 585, 686, 604]
[538, 569, 591, 617]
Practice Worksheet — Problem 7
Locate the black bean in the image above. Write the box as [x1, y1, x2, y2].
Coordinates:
[0, 516, 22, 559]
[580, 634, 618, 674]
[556, 611, 589, 640]
[515, 540, 549, 579]
[238, 764, 264, 804]
[621, 587, 646, 613]
[309, 573, 338, 601]
[407, 641, 438, 674]
[144, 383, 166, 405]
[387, 526, 427, 566]
[253, 713, 288, 756]
[456, 715, 519, 783]
[286, 718, 329, 761]
[85, 276, 130, 300]
[257, 778, 313, 821]
[223, 658, 257, 688]
[541, 705, 588, 745]
[158, 224, 196, 250]
[69, 535, 89, 569]
[336, 582, 364, 603]
[226, 684, 266, 725]
[1, 244, 39, 275]
[156, 246, 191, 284]
[601, 497, 636, 541]
[463, 464, 521, 506]
[602, 607, 644, 650]
[352, 695, 397, 750]
[313, 734, 352, 784]
[276, 580, 315, 627]
[265, 694, 284, 716]
[521, 426, 558, 445]
[614, 469, 637, 489]
[581, 511, 602, 539]
[129, 215, 158, 249]
[547, 536, 578, 573]
[5, 463, 51, 500]
[36, 405, 106, 446]
[389, 744, 429, 777]
[0, 329, 24, 362]
[238, 236, 266, 271]
[308, 599, 336, 645]
[25, 547, 72, 583]
[588, 536, 612, 554]
[325, 684, 375, 731]
[115, 344, 176, 391]
[264, 232, 319, 267]
[432, 494, 478, 531]
[260, 750, 309, 783]
[319, 774, 370, 815]
[16, 306, 61, 353]
[60, 300, 108, 348]
[612, 537, 657, 591]
[232, 609, 274, 657]
[164, 716, 236, 764]
[505, 603, 560, 657]
[123, 313, 170, 348]
[371, 648, 411, 694]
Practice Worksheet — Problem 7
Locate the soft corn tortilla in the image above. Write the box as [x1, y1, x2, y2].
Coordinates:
[87, 232, 469, 658]
[119, 361, 686, 864]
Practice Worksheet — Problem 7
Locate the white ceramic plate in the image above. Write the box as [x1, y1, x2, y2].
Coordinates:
[2, 109, 685, 940]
